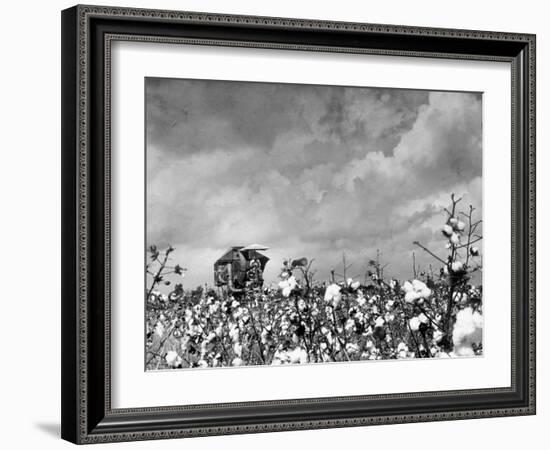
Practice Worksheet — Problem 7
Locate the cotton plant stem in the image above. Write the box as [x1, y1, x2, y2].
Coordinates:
[412, 241, 447, 265]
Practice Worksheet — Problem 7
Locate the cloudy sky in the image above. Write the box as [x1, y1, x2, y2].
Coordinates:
[146, 77, 482, 288]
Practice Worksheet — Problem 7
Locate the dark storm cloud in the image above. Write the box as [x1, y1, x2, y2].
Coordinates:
[146, 78, 481, 287]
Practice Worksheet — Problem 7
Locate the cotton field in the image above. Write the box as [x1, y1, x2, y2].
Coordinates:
[145, 195, 483, 370]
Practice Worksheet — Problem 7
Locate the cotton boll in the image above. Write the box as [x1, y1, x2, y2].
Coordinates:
[442, 224, 453, 237]
[396, 342, 409, 359]
[451, 261, 465, 273]
[409, 316, 421, 332]
[470, 246, 480, 256]
[324, 283, 342, 307]
[412, 279, 431, 298]
[207, 332, 217, 342]
[433, 329, 444, 344]
[155, 321, 165, 337]
[418, 313, 429, 324]
[456, 220, 466, 231]
[228, 324, 240, 342]
[375, 316, 385, 328]
[278, 276, 297, 297]
[232, 357, 243, 366]
[403, 279, 431, 303]
[289, 347, 308, 364]
[450, 233, 460, 245]
[165, 351, 182, 368]
[453, 292, 468, 304]
[452, 307, 483, 356]
[233, 342, 243, 357]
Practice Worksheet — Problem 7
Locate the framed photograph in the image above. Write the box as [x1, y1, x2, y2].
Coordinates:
[61, 5, 536, 444]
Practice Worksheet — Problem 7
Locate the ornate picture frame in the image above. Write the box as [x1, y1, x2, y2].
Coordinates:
[61, 5, 535, 444]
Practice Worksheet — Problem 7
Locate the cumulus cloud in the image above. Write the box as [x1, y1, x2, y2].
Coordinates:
[146, 78, 482, 288]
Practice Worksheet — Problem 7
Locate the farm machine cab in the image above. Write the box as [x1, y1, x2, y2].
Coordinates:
[214, 244, 269, 292]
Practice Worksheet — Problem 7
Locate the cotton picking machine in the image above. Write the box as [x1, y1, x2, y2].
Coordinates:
[213, 244, 270, 292]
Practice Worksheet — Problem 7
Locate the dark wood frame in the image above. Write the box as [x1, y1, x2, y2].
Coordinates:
[61, 4, 536, 444]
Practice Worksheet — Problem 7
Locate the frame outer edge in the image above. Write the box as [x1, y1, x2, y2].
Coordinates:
[66, 5, 537, 443]
[61, 5, 80, 445]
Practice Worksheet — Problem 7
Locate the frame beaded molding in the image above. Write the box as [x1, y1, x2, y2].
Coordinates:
[73, 4, 536, 444]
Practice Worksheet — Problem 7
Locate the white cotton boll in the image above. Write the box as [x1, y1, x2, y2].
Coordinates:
[456, 220, 466, 231]
[232, 357, 243, 366]
[451, 261, 465, 272]
[418, 313, 429, 324]
[403, 281, 418, 303]
[289, 347, 308, 364]
[324, 283, 342, 307]
[228, 325, 239, 342]
[412, 279, 432, 299]
[452, 307, 483, 356]
[404, 279, 431, 303]
[233, 342, 242, 357]
[396, 342, 409, 358]
[453, 292, 468, 304]
[207, 332, 217, 342]
[347, 278, 353, 286]
[357, 294, 367, 306]
[384, 312, 395, 323]
[433, 329, 444, 344]
[375, 316, 385, 328]
[155, 321, 165, 337]
[345, 318, 355, 332]
[278, 276, 297, 297]
[450, 233, 460, 245]
[409, 316, 421, 332]
[442, 224, 453, 237]
[351, 281, 360, 290]
[197, 359, 208, 368]
[165, 351, 182, 368]
[454, 344, 475, 357]
[449, 217, 458, 226]
[470, 246, 480, 256]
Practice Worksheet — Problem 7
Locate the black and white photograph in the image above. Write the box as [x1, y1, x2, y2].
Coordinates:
[145, 78, 484, 370]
